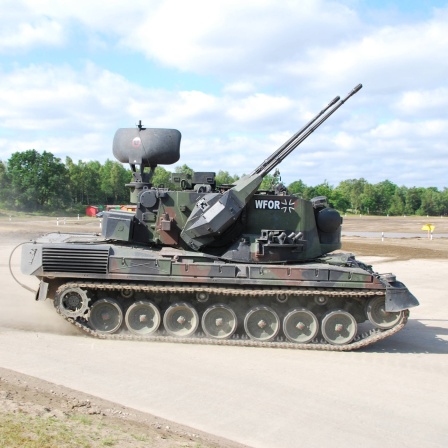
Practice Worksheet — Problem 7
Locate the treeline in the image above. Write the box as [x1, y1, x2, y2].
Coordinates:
[0, 150, 131, 212]
[286, 178, 448, 216]
[1, 149, 447, 216]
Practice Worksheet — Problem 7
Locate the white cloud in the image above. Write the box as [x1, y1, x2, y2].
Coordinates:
[20, 0, 150, 32]
[0, 16, 64, 52]
[0, 64, 131, 130]
[1, 1, 448, 189]
[331, 131, 360, 150]
[394, 88, 448, 117]
[0, 64, 308, 167]
[223, 82, 256, 95]
[369, 119, 448, 139]
[88, 0, 361, 86]
[226, 94, 293, 123]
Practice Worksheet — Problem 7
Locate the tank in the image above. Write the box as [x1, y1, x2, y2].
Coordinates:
[16, 84, 419, 350]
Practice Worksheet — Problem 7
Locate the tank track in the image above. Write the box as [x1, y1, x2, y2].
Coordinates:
[56, 281, 409, 352]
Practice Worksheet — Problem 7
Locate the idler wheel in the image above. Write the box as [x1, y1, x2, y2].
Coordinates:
[321, 310, 357, 345]
[283, 308, 319, 343]
[366, 296, 403, 329]
[55, 287, 90, 318]
[89, 298, 123, 334]
[201, 304, 237, 339]
[125, 300, 161, 336]
[163, 303, 199, 337]
[244, 306, 280, 342]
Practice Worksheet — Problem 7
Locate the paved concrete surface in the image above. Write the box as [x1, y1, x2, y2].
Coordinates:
[1, 245, 447, 448]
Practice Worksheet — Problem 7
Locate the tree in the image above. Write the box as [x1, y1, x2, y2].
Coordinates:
[405, 188, 423, 215]
[7, 150, 69, 210]
[439, 188, 448, 216]
[99, 160, 132, 204]
[66, 158, 103, 205]
[329, 189, 350, 212]
[84, 161, 103, 204]
[259, 170, 282, 191]
[359, 183, 380, 214]
[215, 170, 239, 186]
[151, 166, 175, 189]
[287, 180, 307, 197]
[418, 187, 440, 216]
[66, 157, 82, 204]
[388, 188, 406, 216]
[303, 181, 333, 201]
[175, 164, 194, 177]
[0, 161, 8, 203]
[335, 178, 368, 213]
[374, 180, 397, 214]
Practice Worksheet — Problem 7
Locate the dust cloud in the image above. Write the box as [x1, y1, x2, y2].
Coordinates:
[1, 240, 81, 337]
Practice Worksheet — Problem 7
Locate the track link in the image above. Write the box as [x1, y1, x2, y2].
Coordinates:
[56, 281, 408, 351]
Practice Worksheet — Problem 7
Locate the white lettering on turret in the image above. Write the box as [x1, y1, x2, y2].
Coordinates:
[254, 199, 282, 210]
[254, 198, 295, 213]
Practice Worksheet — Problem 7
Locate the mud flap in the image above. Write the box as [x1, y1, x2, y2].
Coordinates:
[35, 281, 49, 301]
[385, 282, 419, 311]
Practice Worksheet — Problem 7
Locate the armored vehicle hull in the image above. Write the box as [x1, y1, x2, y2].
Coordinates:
[17, 85, 418, 350]
[20, 230, 417, 350]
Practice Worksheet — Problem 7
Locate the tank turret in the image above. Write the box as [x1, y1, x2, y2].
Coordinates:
[102, 84, 362, 263]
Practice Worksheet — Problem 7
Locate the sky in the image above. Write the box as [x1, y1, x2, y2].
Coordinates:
[0, 0, 447, 189]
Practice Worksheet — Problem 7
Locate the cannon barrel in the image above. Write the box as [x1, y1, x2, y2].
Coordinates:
[180, 84, 363, 251]
[252, 83, 362, 177]
[251, 95, 340, 176]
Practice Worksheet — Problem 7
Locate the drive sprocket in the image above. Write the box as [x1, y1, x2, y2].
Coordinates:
[54, 286, 90, 319]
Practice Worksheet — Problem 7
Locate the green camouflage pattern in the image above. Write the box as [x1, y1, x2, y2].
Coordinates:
[17, 84, 419, 348]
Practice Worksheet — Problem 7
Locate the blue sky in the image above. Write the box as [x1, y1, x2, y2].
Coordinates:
[1, 0, 447, 189]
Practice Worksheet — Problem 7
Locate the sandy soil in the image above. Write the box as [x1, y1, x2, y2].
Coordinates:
[340, 215, 448, 261]
[1, 214, 447, 447]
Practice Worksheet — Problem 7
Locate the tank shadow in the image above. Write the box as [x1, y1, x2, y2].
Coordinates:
[359, 319, 448, 354]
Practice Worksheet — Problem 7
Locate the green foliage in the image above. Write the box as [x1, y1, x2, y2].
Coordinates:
[334, 178, 368, 212]
[99, 160, 132, 204]
[66, 158, 103, 205]
[0, 161, 8, 202]
[303, 181, 333, 201]
[288, 180, 306, 197]
[329, 189, 350, 212]
[151, 166, 175, 189]
[0, 412, 90, 448]
[388, 188, 406, 216]
[289, 176, 448, 216]
[175, 164, 194, 176]
[260, 170, 281, 191]
[7, 150, 70, 211]
[2, 150, 448, 216]
[215, 170, 239, 186]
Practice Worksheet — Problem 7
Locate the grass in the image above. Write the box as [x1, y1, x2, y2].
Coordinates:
[0, 412, 148, 448]
[0, 413, 91, 448]
[0, 411, 210, 448]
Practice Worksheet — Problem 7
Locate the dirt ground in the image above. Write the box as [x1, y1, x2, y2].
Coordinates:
[0, 366, 243, 448]
[340, 215, 448, 261]
[341, 236, 448, 261]
[1, 213, 447, 447]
